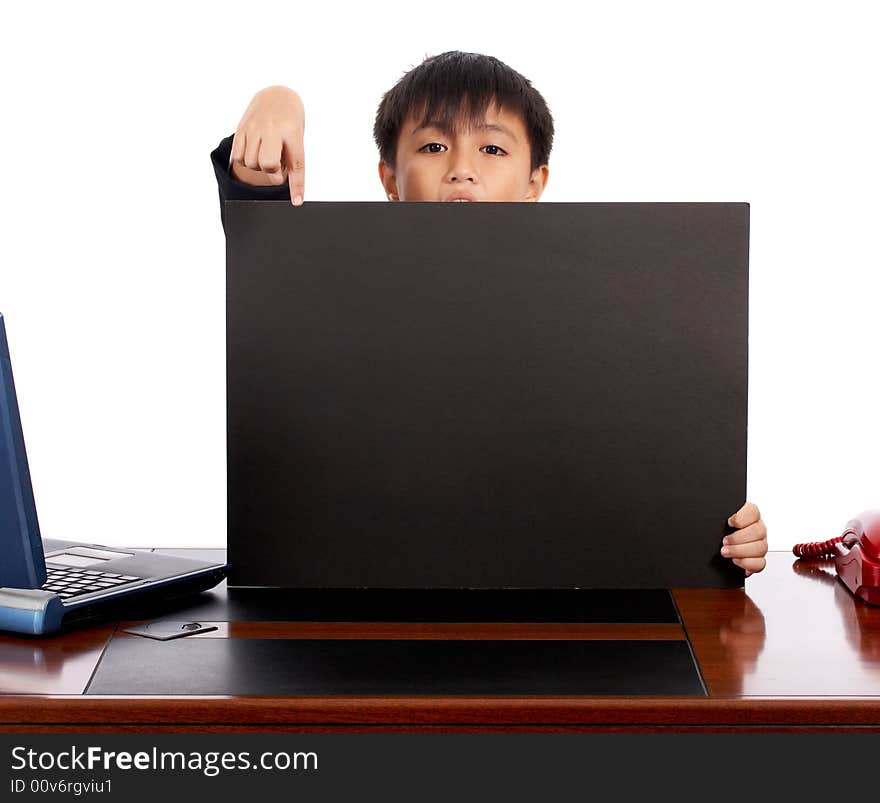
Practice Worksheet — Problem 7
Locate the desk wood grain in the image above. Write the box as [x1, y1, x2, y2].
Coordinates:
[2, 551, 880, 732]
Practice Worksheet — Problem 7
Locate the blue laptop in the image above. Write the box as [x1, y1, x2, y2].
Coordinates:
[0, 313, 228, 635]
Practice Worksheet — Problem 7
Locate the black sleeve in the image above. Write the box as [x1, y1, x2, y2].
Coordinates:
[210, 133, 291, 235]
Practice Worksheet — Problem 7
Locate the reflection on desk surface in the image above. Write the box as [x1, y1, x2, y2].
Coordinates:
[5, 552, 880, 699]
[792, 558, 880, 666]
[679, 551, 880, 696]
[0, 625, 114, 695]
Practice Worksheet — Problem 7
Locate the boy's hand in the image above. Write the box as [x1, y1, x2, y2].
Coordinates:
[721, 502, 767, 577]
[230, 85, 306, 205]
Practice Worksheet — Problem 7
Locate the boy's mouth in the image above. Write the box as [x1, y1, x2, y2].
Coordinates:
[444, 192, 478, 202]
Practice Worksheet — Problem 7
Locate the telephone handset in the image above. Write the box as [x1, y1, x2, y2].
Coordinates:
[793, 510, 880, 605]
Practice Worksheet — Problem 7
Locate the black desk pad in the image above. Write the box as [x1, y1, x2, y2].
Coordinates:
[128, 584, 680, 624]
[86, 637, 706, 696]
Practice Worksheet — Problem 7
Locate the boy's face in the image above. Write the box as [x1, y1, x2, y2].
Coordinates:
[379, 102, 549, 202]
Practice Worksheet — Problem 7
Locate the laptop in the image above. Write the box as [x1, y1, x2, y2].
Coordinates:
[0, 313, 228, 634]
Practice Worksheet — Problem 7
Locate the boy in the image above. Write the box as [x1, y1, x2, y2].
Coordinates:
[210, 50, 768, 577]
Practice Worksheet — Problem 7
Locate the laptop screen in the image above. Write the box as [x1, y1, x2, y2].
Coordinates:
[0, 314, 47, 590]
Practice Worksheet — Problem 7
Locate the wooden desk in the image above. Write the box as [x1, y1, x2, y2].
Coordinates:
[2, 550, 879, 732]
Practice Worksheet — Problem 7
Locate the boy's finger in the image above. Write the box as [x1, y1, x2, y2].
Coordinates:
[283, 138, 305, 206]
[728, 502, 761, 529]
[722, 520, 767, 546]
[721, 538, 767, 559]
[259, 134, 285, 184]
[733, 557, 766, 575]
[244, 134, 261, 170]
[230, 130, 246, 165]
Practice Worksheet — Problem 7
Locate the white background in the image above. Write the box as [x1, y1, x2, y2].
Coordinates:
[0, 1, 876, 550]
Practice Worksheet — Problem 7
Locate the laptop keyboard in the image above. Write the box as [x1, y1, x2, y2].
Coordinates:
[42, 567, 141, 600]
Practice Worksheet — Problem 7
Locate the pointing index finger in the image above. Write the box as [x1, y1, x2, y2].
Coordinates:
[283, 136, 305, 206]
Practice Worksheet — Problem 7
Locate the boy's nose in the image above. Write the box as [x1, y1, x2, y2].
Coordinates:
[446, 163, 477, 183]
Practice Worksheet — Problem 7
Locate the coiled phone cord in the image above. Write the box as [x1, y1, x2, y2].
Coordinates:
[792, 536, 845, 559]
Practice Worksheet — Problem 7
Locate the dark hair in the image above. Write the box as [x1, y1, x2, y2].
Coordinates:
[373, 51, 554, 174]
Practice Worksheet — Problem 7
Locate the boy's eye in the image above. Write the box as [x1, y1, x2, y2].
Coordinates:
[418, 143, 507, 156]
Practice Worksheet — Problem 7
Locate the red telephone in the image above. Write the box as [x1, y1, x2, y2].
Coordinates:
[793, 510, 880, 606]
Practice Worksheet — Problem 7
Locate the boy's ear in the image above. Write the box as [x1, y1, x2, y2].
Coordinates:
[378, 160, 399, 201]
[526, 164, 549, 202]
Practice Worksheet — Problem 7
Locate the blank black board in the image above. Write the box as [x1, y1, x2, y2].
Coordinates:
[226, 201, 748, 589]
